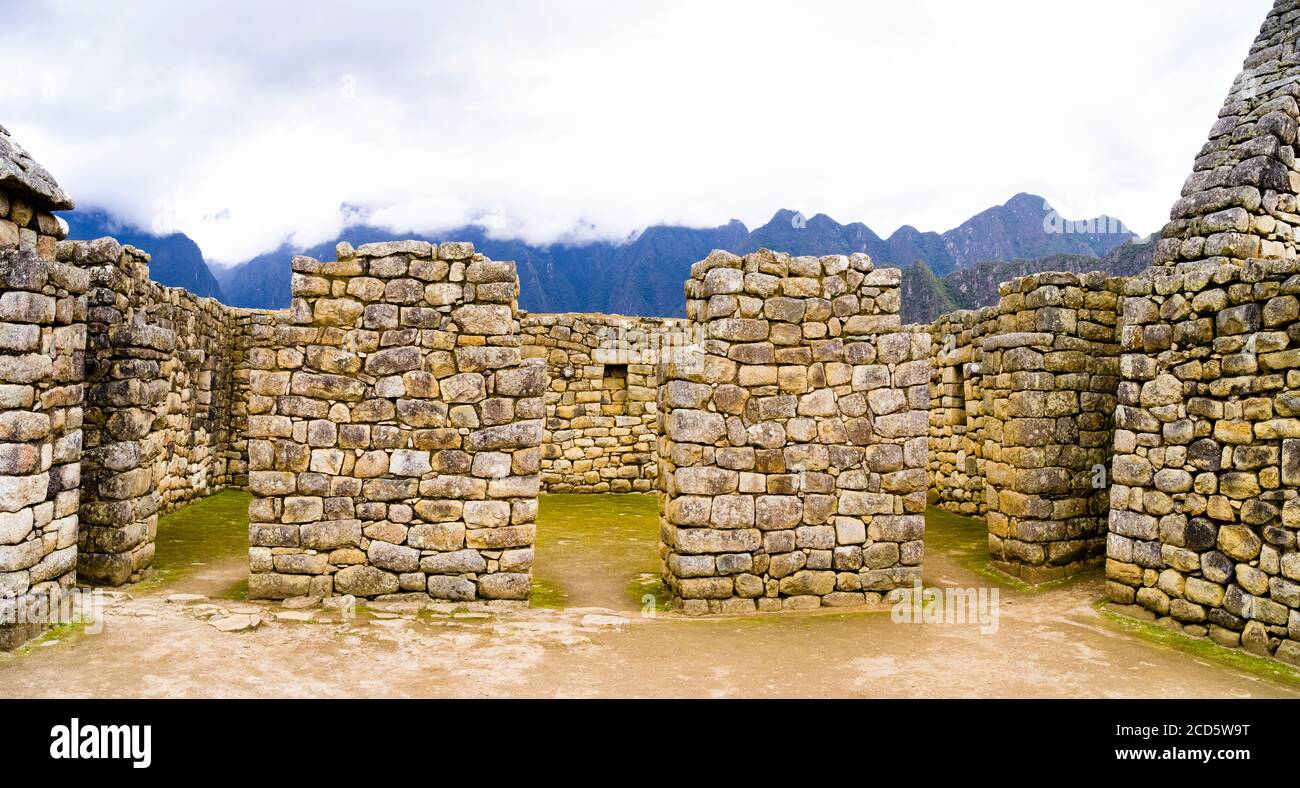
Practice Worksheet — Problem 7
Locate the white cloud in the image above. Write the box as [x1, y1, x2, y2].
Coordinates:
[0, 0, 1275, 264]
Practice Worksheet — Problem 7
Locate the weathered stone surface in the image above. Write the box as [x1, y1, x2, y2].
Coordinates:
[661, 249, 923, 612]
[334, 565, 400, 596]
[245, 243, 540, 603]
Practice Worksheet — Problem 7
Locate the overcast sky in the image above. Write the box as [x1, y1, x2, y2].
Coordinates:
[0, 0, 1273, 265]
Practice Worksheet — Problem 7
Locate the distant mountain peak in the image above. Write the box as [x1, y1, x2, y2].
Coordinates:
[764, 208, 805, 225]
[69, 192, 1139, 320]
[1006, 191, 1047, 207]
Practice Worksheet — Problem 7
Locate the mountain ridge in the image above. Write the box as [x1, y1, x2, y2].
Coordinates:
[898, 237, 1155, 324]
[64, 192, 1138, 320]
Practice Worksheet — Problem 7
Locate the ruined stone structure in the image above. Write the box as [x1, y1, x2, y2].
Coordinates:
[69, 239, 238, 585]
[1153, 0, 1300, 271]
[521, 313, 687, 493]
[928, 308, 989, 517]
[1, 0, 1298, 668]
[0, 127, 85, 649]
[928, 272, 1123, 582]
[657, 250, 929, 613]
[244, 242, 543, 601]
[913, 0, 1300, 664]
[1100, 0, 1300, 665]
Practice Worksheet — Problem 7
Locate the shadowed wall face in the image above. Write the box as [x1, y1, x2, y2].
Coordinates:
[928, 308, 989, 517]
[71, 239, 238, 586]
[978, 271, 1122, 583]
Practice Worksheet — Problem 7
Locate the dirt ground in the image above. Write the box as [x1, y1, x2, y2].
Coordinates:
[1, 493, 1297, 699]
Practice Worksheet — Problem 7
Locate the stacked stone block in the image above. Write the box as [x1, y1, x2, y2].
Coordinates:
[0, 248, 88, 648]
[62, 239, 238, 585]
[658, 249, 929, 614]
[224, 309, 269, 489]
[978, 271, 1122, 582]
[927, 308, 991, 516]
[521, 312, 688, 492]
[246, 241, 544, 601]
[1102, 0, 1300, 667]
[1154, 0, 1300, 270]
[0, 124, 73, 263]
[1105, 258, 1300, 665]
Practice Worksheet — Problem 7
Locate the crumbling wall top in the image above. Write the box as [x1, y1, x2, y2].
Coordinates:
[0, 125, 74, 211]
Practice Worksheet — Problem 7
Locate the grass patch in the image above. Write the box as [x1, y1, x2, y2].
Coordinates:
[216, 578, 248, 602]
[923, 507, 1028, 590]
[15, 619, 93, 655]
[415, 608, 448, 623]
[923, 507, 1100, 593]
[133, 490, 251, 594]
[628, 573, 671, 614]
[534, 493, 661, 609]
[707, 606, 894, 629]
[529, 577, 568, 609]
[1097, 602, 1300, 689]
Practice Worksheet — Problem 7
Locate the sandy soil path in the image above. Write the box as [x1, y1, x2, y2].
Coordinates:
[2, 504, 1296, 698]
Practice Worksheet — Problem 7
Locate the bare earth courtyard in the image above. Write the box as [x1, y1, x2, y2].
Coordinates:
[1, 492, 1296, 699]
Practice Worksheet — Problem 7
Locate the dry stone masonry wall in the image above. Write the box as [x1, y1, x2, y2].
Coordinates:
[1155, 0, 1300, 271]
[63, 239, 239, 585]
[0, 248, 87, 648]
[658, 249, 929, 614]
[926, 272, 1124, 583]
[521, 313, 687, 493]
[1105, 244, 1300, 666]
[978, 272, 1123, 582]
[0, 140, 86, 649]
[225, 309, 263, 490]
[1100, 0, 1300, 667]
[927, 308, 990, 517]
[245, 241, 544, 602]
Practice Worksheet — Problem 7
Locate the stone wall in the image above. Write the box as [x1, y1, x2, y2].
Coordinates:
[1100, 0, 1300, 667]
[978, 271, 1123, 582]
[925, 271, 1123, 582]
[927, 308, 991, 517]
[658, 249, 929, 614]
[521, 312, 689, 493]
[61, 238, 239, 585]
[1153, 0, 1300, 271]
[0, 246, 87, 648]
[224, 309, 262, 490]
[0, 191, 66, 262]
[1105, 257, 1300, 665]
[245, 241, 544, 602]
